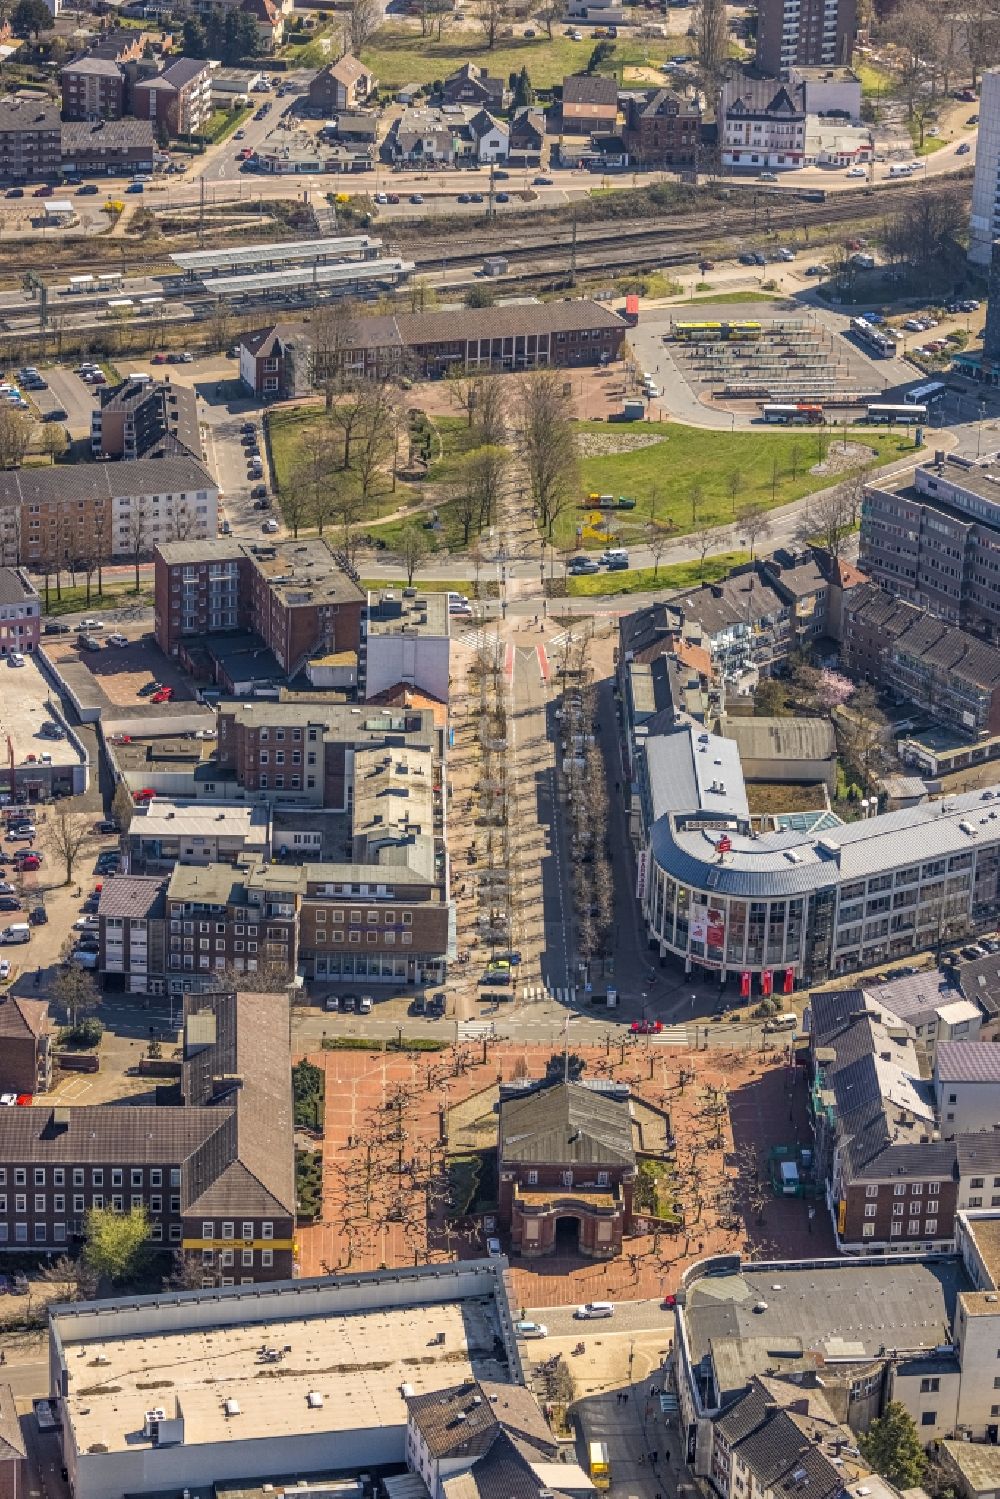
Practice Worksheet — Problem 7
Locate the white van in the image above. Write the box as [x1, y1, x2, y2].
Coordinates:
[764, 1012, 797, 1033]
[602, 548, 629, 565]
[1, 924, 30, 944]
[888, 162, 914, 177]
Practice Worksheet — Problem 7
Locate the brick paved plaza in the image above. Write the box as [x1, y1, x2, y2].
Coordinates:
[294, 1038, 833, 1304]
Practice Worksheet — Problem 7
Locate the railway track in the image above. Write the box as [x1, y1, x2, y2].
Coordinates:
[403, 175, 969, 270]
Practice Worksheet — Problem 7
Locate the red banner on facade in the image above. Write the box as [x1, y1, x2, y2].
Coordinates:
[761, 969, 773, 997]
[740, 970, 751, 999]
[783, 967, 795, 994]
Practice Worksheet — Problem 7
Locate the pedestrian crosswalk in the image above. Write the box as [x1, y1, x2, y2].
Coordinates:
[458, 1020, 495, 1040]
[547, 628, 581, 652]
[457, 627, 502, 654]
[520, 984, 580, 1005]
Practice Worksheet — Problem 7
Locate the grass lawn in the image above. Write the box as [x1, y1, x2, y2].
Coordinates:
[268, 405, 491, 550]
[360, 26, 680, 91]
[199, 105, 252, 146]
[681, 291, 780, 304]
[565, 421, 910, 549]
[909, 122, 946, 156]
[565, 550, 749, 596]
[856, 61, 895, 98]
[42, 584, 153, 617]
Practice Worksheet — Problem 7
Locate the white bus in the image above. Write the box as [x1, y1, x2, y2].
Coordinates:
[867, 403, 927, 425]
[905, 380, 946, 406]
[762, 403, 826, 425]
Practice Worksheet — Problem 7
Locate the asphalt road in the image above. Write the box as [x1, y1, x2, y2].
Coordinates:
[525, 1296, 672, 1333]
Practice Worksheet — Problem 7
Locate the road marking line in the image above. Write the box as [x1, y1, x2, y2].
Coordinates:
[504, 642, 515, 682]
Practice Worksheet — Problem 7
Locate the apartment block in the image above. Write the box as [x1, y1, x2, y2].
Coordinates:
[970, 69, 1000, 266]
[164, 862, 300, 991]
[0, 457, 217, 570]
[61, 56, 125, 121]
[364, 587, 451, 702]
[97, 877, 166, 996]
[133, 57, 212, 137]
[126, 800, 271, 875]
[153, 538, 365, 681]
[0, 990, 294, 1286]
[756, 0, 856, 74]
[0, 99, 62, 182]
[843, 583, 1000, 739]
[622, 88, 701, 168]
[860, 457, 1000, 642]
[0, 568, 40, 658]
[91, 377, 201, 462]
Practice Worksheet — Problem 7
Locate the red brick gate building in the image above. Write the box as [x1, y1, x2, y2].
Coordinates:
[498, 1081, 636, 1259]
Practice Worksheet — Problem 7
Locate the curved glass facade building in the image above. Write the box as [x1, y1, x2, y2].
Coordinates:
[635, 727, 1000, 986]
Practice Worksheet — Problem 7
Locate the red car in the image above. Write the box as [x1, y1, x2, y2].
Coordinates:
[630, 1019, 664, 1035]
[20, 855, 40, 871]
[151, 353, 168, 364]
[33, 185, 53, 198]
[151, 687, 174, 703]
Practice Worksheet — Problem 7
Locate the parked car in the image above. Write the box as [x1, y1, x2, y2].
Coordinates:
[575, 1302, 615, 1319]
[957, 141, 971, 154]
[515, 1321, 548, 1339]
[151, 687, 174, 703]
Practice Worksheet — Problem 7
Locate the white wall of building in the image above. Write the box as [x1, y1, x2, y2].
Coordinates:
[365, 634, 450, 703]
[936, 1078, 1000, 1135]
[112, 485, 218, 560]
[970, 68, 1000, 265]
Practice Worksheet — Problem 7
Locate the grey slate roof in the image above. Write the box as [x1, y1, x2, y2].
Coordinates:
[935, 1040, 1000, 1083]
[97, 875, 166, 921]
[682, 1260, 967, 1408]
[406, 1380, 556, 1462]
[0, 567, 36, 607]
[956, 1132, 1000, 1177]
[0, 455, 214, 507]
[499, 1081, 634, 1167]
[62, 55, 124, 77]
[958, 954, 1000, 1018]
[0, 1384, 26, 1462]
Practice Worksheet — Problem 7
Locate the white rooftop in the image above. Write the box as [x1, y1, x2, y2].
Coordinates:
[130, 799, 269, 842]
[1, 657, 78, 770]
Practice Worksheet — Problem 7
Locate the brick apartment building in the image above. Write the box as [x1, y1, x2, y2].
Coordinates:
[0, 457, 217, 570]
[622, 88, 701, 167]
[0, 567, 41, 659]
[861, 457, 1000, 643]
[0, 99, 61, 182]
[307, 53, 377, 114]
[498, 1082, 637, 1258]
[133, 57, 212, 138]
[842, 582, 1000, 741]
[756, 0, 856, 73]
[0, 996, 50, 1097]
[153, 537, 365, 678]
[810, 989, 962, 1252]
[92, 377, 201, 462]
[0, 990, 294, 1288]
[61, 56, 126, 121]
[215, 699, 440, 808]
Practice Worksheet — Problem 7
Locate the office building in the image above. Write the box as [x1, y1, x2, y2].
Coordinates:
[0, 990, 293, 1282]
[860, 456, 1000, 642]
[970, 69, 1000, 266]
[0, 567, 40, 658]
[756, 0, 856, 75]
